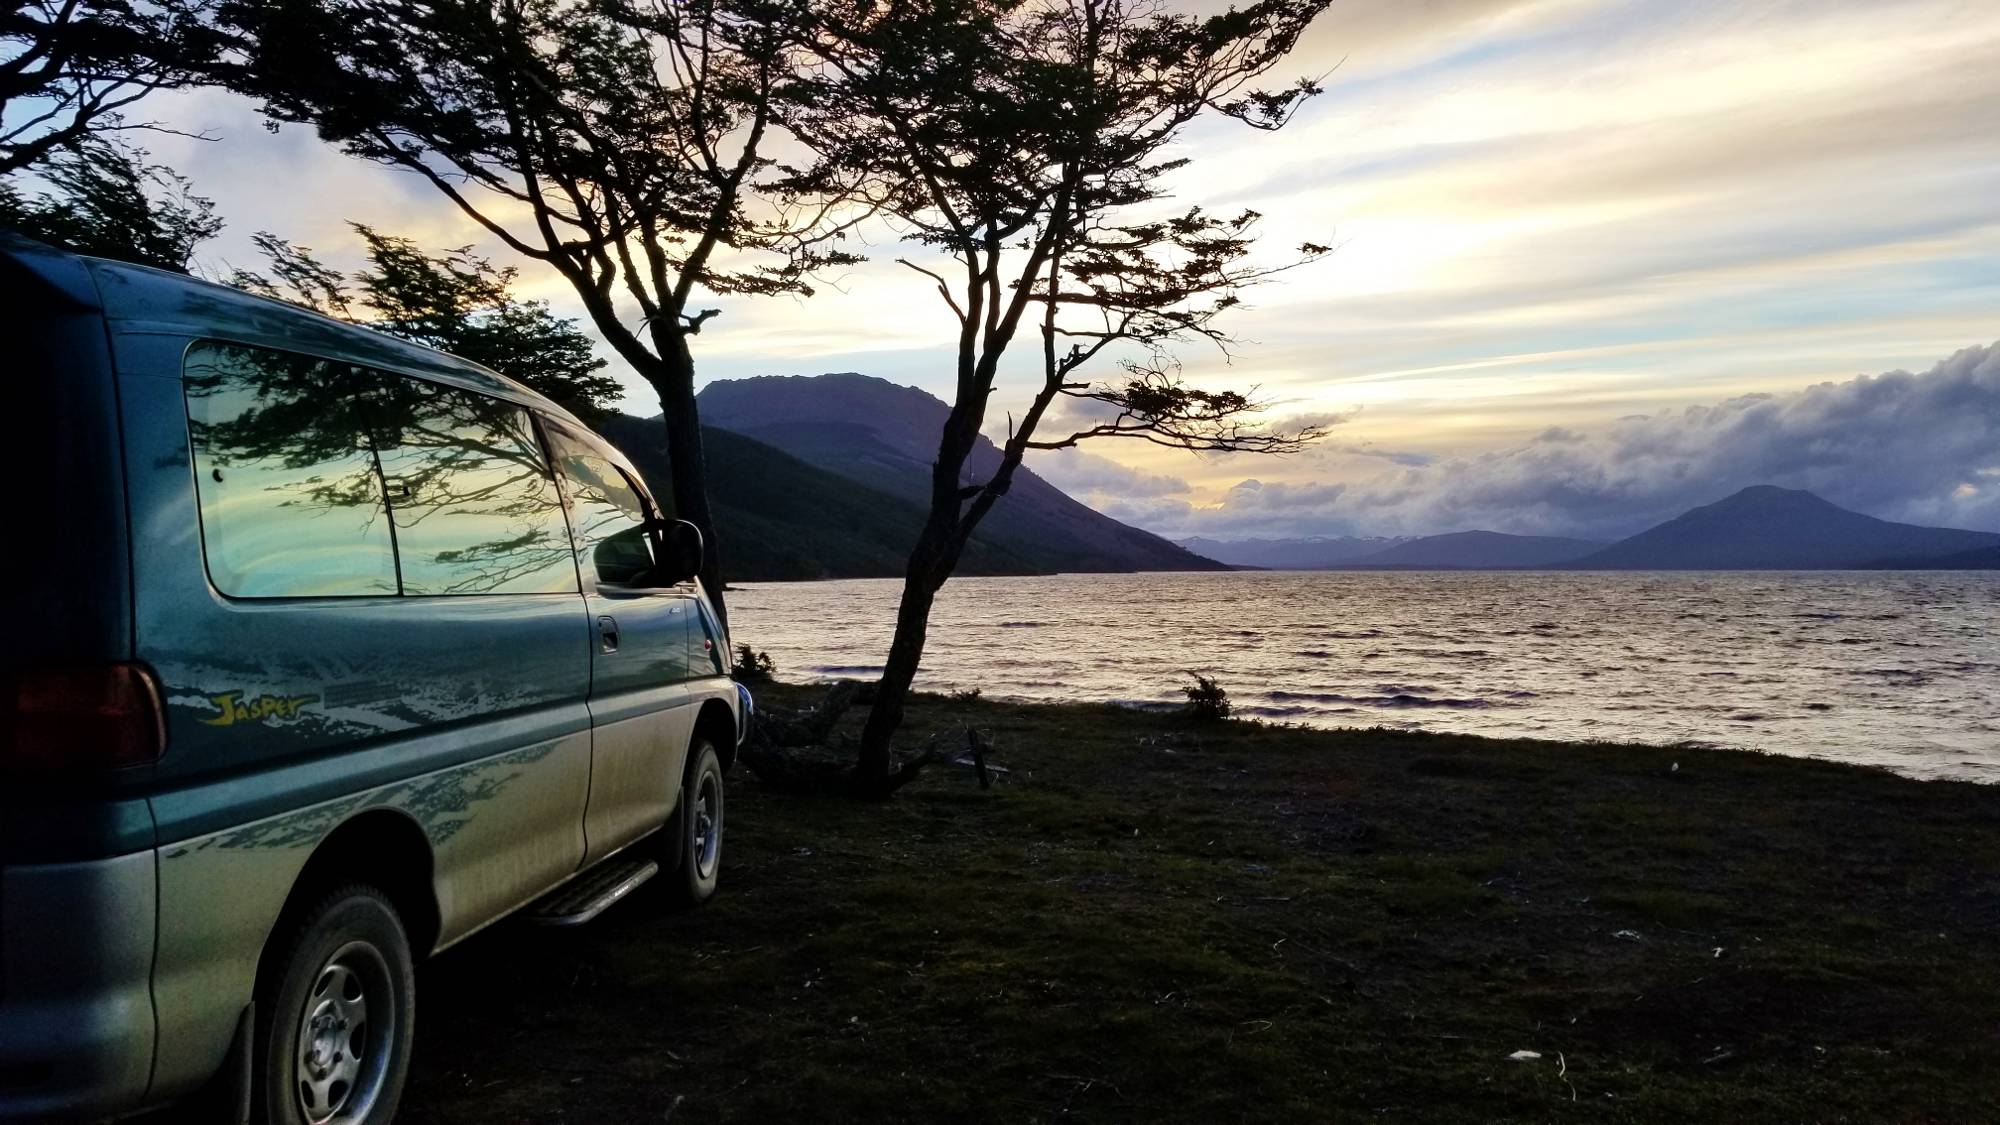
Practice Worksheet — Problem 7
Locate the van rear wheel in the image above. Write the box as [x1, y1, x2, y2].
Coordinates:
[672, 739, 725, 905]
[254, 884, 414, 1125]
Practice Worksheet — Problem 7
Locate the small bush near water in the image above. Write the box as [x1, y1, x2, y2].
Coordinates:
[1181, 672, 1230, 721]
[732, 644, 776, 683]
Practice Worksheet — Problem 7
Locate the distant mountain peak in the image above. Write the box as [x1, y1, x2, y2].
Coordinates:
[699, 372, 957, 463]
[716, 370, 880, 389]
[1711, 484, 1836, 507]
[1571, 484, 1999, 569]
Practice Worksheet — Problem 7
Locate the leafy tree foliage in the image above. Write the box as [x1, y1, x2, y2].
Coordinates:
[230, 224, 623, 422]
[0, 0, 224, 176]
[219, 0, 871, 622]
[795, 0, 1332, 791]
[0, 134, 220, 270]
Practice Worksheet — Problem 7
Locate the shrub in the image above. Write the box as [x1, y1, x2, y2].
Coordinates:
[1181, 672, 1231, 721]
[732, 644, 776, 683]
[949, 687, 984, 704]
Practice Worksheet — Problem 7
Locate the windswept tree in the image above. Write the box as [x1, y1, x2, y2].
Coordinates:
[220, 0, 869, 622]
[0, 1, 223, 177]
[796, 0, 1333, 793]
[230, 225, 623, 422]
[0, 134, 220, 270]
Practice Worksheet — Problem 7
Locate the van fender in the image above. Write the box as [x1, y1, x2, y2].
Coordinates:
[147, 728, 585, 1103]
[148, 801, 432, 1103]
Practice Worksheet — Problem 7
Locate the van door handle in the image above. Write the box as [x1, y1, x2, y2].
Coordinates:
[598, 615, 620, 653]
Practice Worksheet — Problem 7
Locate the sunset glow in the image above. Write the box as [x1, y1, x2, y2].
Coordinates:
[137, 0, 2000, 539]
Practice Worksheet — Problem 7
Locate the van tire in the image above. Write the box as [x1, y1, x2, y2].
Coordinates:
[253, 884, 414, 1125]
[671, 739, 725, 906]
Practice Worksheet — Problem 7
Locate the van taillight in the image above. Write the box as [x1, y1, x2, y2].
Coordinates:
[2, 664, 167, 775]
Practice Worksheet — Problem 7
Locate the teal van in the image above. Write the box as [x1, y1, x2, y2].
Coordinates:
[0, 237, 749, 1123]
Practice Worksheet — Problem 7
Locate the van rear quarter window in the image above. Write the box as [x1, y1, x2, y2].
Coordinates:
[184, 341, 399, 597]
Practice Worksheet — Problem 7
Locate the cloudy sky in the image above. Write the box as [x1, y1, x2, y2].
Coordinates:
[133, 0, 2000, 541]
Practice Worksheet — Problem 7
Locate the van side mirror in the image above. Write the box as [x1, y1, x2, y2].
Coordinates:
[647, 518, 704, 586]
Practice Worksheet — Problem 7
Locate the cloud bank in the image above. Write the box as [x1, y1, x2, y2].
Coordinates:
[1109, 343, 2000, 540]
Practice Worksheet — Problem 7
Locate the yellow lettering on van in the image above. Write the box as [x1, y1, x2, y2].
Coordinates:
[198, 689, 319, 727]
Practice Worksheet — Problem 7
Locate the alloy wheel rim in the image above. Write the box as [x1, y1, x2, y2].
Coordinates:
[294, 941, 393, 1124]
[693, 772, 723, 881]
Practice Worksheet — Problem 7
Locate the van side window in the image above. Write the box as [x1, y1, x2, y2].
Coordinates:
[362, 376, 578, 595]
[544, 424, 658, 587]
[185, 341, 399, 597]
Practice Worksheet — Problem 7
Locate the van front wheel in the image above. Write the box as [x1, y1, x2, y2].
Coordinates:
[255, 884, 414, 1125]
[673, 740, 725, 905]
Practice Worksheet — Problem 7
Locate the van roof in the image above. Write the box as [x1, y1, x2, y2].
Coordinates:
[2, 235, 586, 427]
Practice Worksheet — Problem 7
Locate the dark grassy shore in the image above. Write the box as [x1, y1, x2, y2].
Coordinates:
[400, 685, 2000, 1124]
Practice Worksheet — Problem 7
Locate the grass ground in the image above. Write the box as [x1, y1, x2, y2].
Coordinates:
[399, 685, 2000, 1123]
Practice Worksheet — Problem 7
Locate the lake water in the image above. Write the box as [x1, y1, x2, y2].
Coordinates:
[727, 571, 2000, 782]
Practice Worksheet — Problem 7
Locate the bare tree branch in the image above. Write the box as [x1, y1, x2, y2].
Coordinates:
[793, 0, 1333, 795]
[0, 0, 225, 176]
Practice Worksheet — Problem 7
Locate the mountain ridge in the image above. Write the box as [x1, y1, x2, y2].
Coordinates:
[1176, 535, 1411, 569]
[1353, 529, 1607, 568]
[1867, 544, 2000, 569]
[1179, 530, 1605, 569]
[597, 417, 1050, 580]
[1569, 485, 2000, 569]
[617, 373, 1998, 577]
[697, 373, 1226, 575]
[1177, 488, 1996, 571]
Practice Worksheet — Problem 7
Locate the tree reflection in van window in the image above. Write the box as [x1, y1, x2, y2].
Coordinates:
[546, 429, 656, 587]
[185, 342, 398, 597]
[362, 375, 578, 596]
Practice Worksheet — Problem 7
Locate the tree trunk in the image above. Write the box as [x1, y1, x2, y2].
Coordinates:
[650, 331, 729, 630]
[854, 382, 990, 789]
[855, 539, 948, 786]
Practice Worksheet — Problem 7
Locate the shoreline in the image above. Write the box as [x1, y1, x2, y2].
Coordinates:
[736, 675, 1999, 786]
[729, 570, 2000, 785]
[728, 565, 2000, 586]
[394, 684, 2000, 1123]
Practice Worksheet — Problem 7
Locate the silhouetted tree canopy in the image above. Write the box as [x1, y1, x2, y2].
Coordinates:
[230, 225, 623, 423]
[792, 0, 1333, 792]
[0, 0, 224, 177]
[218, 0, 876, 623]
[0, 134, 220, 270]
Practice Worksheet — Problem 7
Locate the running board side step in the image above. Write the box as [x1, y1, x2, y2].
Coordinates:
[522, 856, 659, 926]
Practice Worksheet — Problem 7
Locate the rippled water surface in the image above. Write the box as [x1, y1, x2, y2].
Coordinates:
[729, 571, 2000, 781]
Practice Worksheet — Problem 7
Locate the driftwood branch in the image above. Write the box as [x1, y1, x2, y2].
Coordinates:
[736, 681, 1000, 797]
[875, 724, 1002, 794]
[736, 680, 871, 789]
[967, 726, 996, 790]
